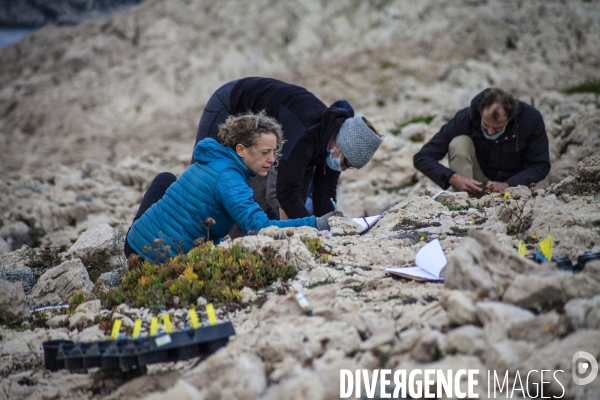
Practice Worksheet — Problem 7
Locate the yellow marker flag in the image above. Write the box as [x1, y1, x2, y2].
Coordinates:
[189, 308, 200, 329]
[518, 240, 527, 257]
[132, 319, 142, 339]
[163, 314, 173, 333]
[206, 303, 217, 325]
[540, 235, 553, 261]
[111, 319, 122, 340]
[150, 317, 158, 336]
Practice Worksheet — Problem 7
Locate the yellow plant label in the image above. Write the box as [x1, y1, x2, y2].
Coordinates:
[163, 314, 173, 333]
[189, 308, 200, 329]
[206, 303, 217, 325]
[540, 235, 553, 261]
[133, 319, 142, 339]
[518, 240, 527, 257]
[150, 317, 158, 336]
[111, 319, 122, 340]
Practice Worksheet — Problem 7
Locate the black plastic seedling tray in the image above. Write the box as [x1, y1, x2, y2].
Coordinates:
[529, 251, 600, 272]
[42, 340, 74, 371]
[45, 322, 235, 371]
[137, 322, 235, 366]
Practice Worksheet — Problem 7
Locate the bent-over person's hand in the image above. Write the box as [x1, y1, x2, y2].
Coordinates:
[486, 181, 509, 194]
[315, 211, 344, 231]
[448, 173, 484, 195]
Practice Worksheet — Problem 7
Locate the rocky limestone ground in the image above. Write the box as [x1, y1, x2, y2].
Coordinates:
[1, 158, 600, 399]
[1, 0, 600, 399]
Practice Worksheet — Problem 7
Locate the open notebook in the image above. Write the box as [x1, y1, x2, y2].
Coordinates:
[352, 215, 382, 235]
[386, 239, 447, 282]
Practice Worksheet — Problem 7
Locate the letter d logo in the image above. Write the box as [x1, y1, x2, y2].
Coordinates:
[572, 351, 598, 386]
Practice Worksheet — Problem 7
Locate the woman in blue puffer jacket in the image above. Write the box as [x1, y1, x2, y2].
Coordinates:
[125, 112, 342, 261]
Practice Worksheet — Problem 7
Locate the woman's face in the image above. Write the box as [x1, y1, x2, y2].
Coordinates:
[237, 133, 277, 176]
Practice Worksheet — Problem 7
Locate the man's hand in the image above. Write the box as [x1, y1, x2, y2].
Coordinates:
[448, 173, 484, 195]
[486, 181, 509, 193]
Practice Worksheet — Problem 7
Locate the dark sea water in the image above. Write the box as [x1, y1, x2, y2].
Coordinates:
[0, 27, 38, 48]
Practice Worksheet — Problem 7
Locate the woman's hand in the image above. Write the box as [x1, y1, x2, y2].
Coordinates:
[315, 211, 344, 230]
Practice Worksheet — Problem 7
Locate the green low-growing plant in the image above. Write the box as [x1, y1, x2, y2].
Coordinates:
[392, 217, 440, 231]
[26, 245, 62, 272]
[388, 115, 436, 136]
[0, 310, 49, 330]
[79, 249, 113, 284]
[571, 177, 600, 197]
[301, 238, 323, 255]
[439, 201, 484, 212]
[378, 177, 418, 194]
[500, 191, 537, 238]
[561, 80, 600, 94]
[307, 279, 334, 289]
[300, 238, 330, 264]
[449, 226, 469, 237]
[68, 290, 87, 314]
[99, 242, 297, 312]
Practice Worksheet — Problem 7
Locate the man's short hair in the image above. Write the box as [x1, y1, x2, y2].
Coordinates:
[477, 88, 519, 121]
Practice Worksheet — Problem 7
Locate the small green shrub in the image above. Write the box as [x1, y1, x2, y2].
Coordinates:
[0, 311, 49, 330]
[501, 192, 537, 238]
[307, 279, 334, 289]
[392, 218, 440, 231]
[68, 290, 87, 314]
[379, 177, 418, 194]
[387, 115, 436, 136]
[571, 177, 600, 197]
[99, 242, 297, 312]
[301, 238, 323, 255]
[439, 201, 484, 212]
[26, 245, 62, 272]
[79, 250, 113, 283]
[380, 61, 398, 70]
[449, 226, 469, 237]
[561, 80, 600, 94]
[352, 283, 366, 293]
[301, 238, 330, 264]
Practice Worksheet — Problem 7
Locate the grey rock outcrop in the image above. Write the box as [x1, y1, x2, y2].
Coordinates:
[442, 325, 487, 357]
[565, 295, 600, 330]
[519, 330, 600, 399]
[182, 349, 267, 399]
[0, 280, 30, 318]
[439, 289, 479, 326]
[29, 259, 93, 307]
[67, 223, 116, 257]
[443, 230, 539, 298]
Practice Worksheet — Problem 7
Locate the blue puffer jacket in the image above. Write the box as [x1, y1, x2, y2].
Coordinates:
[127, 138, 317, 260]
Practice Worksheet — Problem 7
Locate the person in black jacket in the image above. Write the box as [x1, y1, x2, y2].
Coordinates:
[193, 77, 383, 219]
[413, 88, 550, 195]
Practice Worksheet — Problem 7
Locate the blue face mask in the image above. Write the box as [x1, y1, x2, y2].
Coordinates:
[481, 122, 507, 141]
[326, 147, 342, 172]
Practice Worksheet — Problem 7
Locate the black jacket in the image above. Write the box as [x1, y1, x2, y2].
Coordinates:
[413, 89, 550, 189]
[230, 77, 350, 218]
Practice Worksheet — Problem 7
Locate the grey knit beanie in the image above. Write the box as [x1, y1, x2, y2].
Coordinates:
[336, 115, 382, 169]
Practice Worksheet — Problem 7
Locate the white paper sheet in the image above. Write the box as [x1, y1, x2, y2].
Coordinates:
[385, 266, 442, 281]
[414, 239, 447, 277]
[353, 215, 382, 230]
[385, 238, 447, 282]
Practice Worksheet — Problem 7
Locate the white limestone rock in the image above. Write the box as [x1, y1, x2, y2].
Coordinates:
[29, 258, 93, 307]
[0, 280, 30, 318]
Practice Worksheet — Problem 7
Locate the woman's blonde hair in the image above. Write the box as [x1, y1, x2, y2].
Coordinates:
[218, 111, 284, 164]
